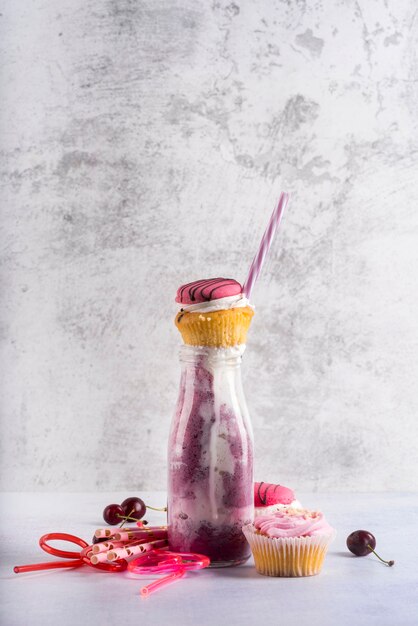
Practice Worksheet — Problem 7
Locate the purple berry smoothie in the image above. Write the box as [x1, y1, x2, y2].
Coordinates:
[167, 345, 253, 566]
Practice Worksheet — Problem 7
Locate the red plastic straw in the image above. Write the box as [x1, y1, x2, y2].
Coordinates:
[14, 560, 84, 574]
[14, 532, 127, 574]
[128, 550, 210, 597]
[141, 569, 186, 597]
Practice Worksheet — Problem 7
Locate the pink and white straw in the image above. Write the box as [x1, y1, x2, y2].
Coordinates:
[243, 192, 289, 299]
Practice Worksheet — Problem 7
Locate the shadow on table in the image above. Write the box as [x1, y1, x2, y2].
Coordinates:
[210, 565, 263, 579]
[331, 551, 355, 559]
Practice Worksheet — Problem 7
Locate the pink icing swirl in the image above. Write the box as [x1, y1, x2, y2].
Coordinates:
[176, 278, 242, 304]
[254, 508, 334, 538]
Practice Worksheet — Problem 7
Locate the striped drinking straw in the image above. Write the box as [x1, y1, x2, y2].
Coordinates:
[243, 192, 289, 299]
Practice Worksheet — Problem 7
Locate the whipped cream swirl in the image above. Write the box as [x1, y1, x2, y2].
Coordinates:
[254, 508, 334, 538]
[179, 294, 253, 314]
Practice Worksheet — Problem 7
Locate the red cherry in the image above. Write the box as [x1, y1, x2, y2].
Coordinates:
[121, 497, 146, 521]
[103, 504, 124, 525]
[102, 497, 167, 527]
[347, 530, 394, 566]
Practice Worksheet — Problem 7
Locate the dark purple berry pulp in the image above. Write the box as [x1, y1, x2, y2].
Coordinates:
[167, 347, 253, 566]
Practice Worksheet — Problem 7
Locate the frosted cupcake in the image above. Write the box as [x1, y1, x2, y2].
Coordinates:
[254, 482, 302, 518]
[175, 278, 253, 347]
[243, 508, 335, 577]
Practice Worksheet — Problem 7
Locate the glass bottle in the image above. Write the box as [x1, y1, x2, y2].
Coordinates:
[167, 344, 253, 567]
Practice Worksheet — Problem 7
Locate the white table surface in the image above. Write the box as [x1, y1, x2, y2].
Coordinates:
[1, 492, 417, 626]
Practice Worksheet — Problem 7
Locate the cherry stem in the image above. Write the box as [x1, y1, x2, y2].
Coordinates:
[367, 545, 394, 567]
[119, 508, 136, 528]
[117, 504, 167, 527]
[117, 513, 140, 524]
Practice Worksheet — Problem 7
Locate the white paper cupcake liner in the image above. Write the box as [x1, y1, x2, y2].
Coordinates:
[243, 524, 336, 577]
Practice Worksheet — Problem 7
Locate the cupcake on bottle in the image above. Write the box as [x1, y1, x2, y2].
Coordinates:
[243, 508, 336, 577]
[175, 278, 254, 348]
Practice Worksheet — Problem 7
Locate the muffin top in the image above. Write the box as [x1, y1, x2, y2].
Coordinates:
[254, 508, 334, 538]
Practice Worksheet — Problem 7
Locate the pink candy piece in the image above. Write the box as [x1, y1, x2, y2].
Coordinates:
[175, 278, 242, 304]
[254, 482, 296, 507]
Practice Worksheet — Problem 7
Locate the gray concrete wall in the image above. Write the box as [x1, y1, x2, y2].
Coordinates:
[1, 0, 417, 492]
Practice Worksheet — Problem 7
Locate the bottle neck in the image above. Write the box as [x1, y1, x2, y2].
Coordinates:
[179, 344, 245, 369]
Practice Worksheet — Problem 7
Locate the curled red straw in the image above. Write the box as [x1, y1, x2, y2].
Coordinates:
[128, 550, 210, 597]
[14, 532, 127, 574]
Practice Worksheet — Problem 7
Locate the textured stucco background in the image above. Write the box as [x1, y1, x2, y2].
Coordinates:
[1, 0, 417, 492]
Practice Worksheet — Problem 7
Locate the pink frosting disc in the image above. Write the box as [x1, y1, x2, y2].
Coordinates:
[176, 278, 242, 304]
[254, 482, 295, 507]
[254, 508, 334, 538]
